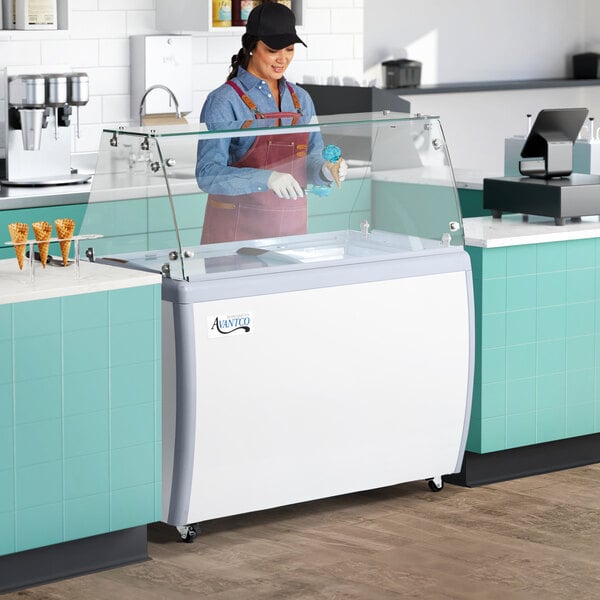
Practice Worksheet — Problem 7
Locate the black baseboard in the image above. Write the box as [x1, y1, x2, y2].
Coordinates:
[446, 432, 600, 487]
[0, 525, 148, 594]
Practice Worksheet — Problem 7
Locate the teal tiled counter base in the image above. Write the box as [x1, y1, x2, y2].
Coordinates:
[458, 188, 491, 219]
[467, 238, 600, 453]
[0, 283, 162, 559]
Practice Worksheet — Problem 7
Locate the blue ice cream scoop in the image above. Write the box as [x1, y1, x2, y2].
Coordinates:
[322, 144, 343, 187]
[310, 144, 343, 197]
[322, 144, 342, 162]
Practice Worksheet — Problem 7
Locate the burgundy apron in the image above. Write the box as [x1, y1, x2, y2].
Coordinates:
[201, 81, 310, 244]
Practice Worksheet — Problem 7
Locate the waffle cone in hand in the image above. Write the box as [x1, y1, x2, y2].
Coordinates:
[326, 157, 342, 188]
[8, 222, 29, 270]
[54, 218, 75, 266]
[32, 221, 52, 268]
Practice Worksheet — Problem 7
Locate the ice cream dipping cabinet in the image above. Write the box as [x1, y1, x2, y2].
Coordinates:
[80, 111, 474, 539]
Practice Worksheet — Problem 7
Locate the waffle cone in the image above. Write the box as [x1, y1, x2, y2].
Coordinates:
[326, 157, 342, 188]
[32, 221, 52, 268]
[8, 222, 28, 270]
[54, 218, 75, 266]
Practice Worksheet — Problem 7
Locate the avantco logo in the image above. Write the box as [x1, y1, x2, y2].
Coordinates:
[207, 312, 252, 338]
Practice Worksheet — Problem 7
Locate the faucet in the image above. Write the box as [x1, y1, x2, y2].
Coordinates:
[139, 84, 181, 126]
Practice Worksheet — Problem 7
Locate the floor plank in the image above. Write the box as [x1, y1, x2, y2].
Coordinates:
[4, 464, 600, 599]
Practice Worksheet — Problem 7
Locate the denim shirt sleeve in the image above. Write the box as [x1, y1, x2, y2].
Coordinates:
[196, 74, 327, 196]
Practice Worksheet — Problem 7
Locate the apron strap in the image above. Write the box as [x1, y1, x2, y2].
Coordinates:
[227, 80, 264, 118]
[286, 82, 302, 114]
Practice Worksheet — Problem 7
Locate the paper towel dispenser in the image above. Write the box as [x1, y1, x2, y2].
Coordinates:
[130, 35, 192, 121]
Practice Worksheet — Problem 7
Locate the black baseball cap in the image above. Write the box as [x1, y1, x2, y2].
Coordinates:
[246, 2, 307, 50]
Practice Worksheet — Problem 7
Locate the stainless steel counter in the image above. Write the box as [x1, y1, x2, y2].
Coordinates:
[0, 152, 95, 210]
[0, 182, 91, 210]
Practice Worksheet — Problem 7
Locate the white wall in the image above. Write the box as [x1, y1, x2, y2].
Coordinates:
[364, 0, 586, 85]
[402, 86, 600, 175]
[584, 0, 600, 52]
[0, 0, 364, 156]
[364, 0, 600, 174]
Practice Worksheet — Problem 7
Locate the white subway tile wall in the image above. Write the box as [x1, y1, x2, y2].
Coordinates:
[41, 40, 100, 67]
[98, 39, 130, 67]
[0, 1, 365, 154]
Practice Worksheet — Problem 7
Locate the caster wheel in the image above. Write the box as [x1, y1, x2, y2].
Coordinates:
[554, 217, 566, 226]
[492, 210, 502, 219]
[427, 478, 444, 492]
[176, 524, 198, 543]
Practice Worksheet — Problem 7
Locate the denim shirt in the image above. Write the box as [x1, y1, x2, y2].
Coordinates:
[196, 67, 325, 195]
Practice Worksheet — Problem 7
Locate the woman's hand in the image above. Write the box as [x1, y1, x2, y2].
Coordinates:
[321, 158, 348, 187]
[268, 171, 305, 199]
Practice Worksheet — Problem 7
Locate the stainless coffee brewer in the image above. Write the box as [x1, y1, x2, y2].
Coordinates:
[2, 67, 91, 186]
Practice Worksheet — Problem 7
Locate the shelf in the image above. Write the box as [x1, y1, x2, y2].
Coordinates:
[388, 78, 600, 96]
[0, 29, 69, 39]
[0, 0, 68, 32]
[156, 0, 304, 33]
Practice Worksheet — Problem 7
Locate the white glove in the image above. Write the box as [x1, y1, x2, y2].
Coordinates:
[267, 171, 304, 200]
[321, 158, 348, 185]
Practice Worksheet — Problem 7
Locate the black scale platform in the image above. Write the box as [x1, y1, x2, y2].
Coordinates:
[483, 174, 600, 225]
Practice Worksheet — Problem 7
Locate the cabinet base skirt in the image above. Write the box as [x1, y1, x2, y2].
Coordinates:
[446, 433, 600, 487]
[0, 525, 148, 593]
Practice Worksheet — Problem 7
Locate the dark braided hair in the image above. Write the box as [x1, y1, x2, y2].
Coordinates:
[228, 34, 259, 81]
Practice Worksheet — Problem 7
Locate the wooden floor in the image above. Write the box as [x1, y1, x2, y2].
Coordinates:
[4, 464, 600, 599]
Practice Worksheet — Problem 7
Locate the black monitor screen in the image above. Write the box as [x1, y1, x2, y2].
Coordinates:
[521, 107, 588, 158]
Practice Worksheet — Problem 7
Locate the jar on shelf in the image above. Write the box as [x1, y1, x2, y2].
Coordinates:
[256, 0, 292, 8]
[232, 0, 257, 26]
[212, 0, 233, 27]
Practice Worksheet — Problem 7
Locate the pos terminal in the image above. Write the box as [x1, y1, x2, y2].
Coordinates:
[484, 107, 600, 225]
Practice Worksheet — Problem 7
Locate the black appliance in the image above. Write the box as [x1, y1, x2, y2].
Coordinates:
[381, 59, 421, 89]
[573, 53, 600, 79]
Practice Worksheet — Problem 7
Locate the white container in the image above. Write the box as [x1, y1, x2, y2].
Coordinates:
[573, 139, 600, 175]
[15, 0, 57, 30]
[504, 136, 526, 177]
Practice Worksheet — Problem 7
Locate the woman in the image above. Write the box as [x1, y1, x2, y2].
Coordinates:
[196, 1, 346, 244]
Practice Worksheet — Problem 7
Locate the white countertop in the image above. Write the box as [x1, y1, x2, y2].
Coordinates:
[464, 214, 600, 248]
[0, 258, 162, 305]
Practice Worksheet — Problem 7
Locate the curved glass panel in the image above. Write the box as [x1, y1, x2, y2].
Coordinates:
[80, 112, 463, 282]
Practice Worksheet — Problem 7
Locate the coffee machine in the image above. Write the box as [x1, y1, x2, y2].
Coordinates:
[2, 66, 90, 186]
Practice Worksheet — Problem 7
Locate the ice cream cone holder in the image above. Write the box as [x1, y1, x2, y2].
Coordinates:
[4, 234, 103, 282]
